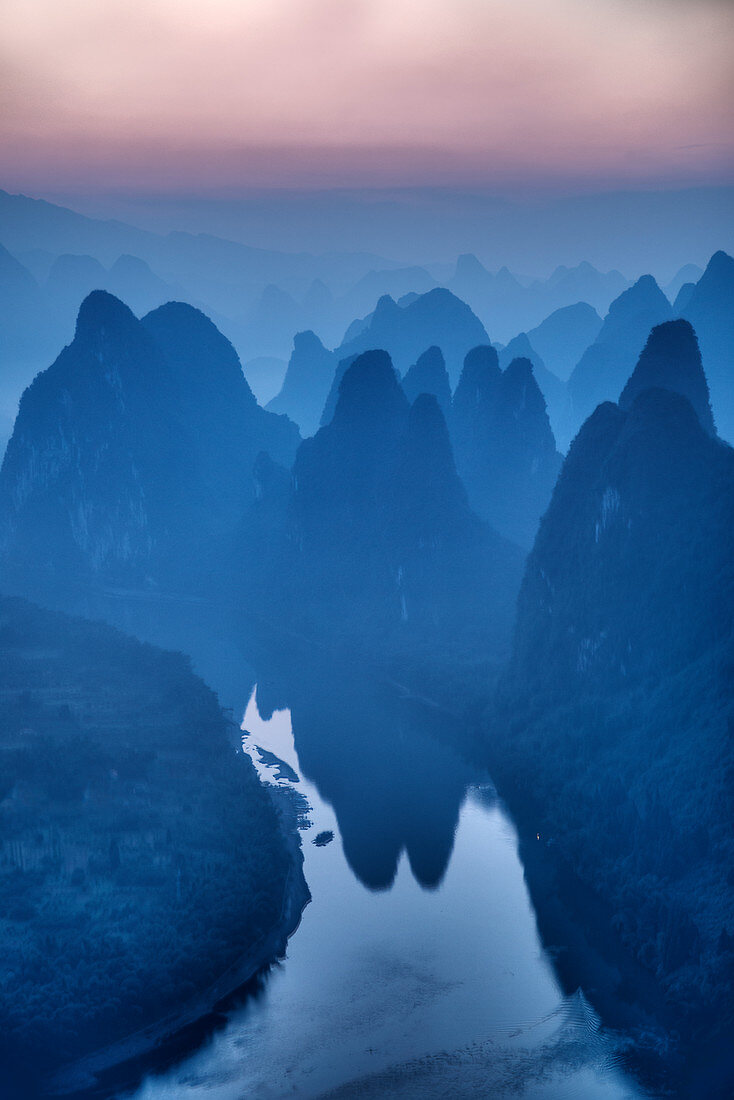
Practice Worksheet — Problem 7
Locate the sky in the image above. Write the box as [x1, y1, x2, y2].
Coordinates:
[2, 0, 733, 198]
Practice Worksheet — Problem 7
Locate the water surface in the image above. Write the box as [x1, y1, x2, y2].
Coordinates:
[124, 664, 644, 1100]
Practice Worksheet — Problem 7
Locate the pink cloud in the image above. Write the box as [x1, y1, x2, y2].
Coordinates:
[1, 0, 732, 192]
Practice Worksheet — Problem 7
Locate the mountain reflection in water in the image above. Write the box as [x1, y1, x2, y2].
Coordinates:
[125, 648, 643, 1100]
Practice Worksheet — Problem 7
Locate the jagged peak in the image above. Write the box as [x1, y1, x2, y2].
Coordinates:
[503, 332, 534, 356]
[334, 349, 407, 426]
[411, 286, 472, 312]
[144, 299, 208, 325]
[409, 391, 448, 433]
[372, 294, 399, 320]
[561, 401, 627, 484]
[603, 274, 671, 325]
[410, 345, 445, 372]
[703, 249, 734, 278]
[74, 290, 138, 341]
[618, 387, 710, 462]
[292, 329, 328, 354]
[619, 319, 715, 435]
[503, 356, 536, 387]
[142, 301, 257, 402]
[456, 345, 501, 391]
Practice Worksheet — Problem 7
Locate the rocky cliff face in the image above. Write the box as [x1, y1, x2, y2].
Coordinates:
[513, 387, 732, 684]
[619, 319, 715, 436]
[494, 385, 734, 1087]
[568, 275, 672, 433]
[266, 330, 337, 437]
[287, 350, 522, 653]
[681, 250, 734, 444]
[0, 595, 303, 1093]
[401, 345, 452, 418]
[335, 288, 490, 387]
[451, 348, 562, 549]
[0, 291, 299, 599]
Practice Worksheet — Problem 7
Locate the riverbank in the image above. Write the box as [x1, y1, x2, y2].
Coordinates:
[47, 782, 311, 1099]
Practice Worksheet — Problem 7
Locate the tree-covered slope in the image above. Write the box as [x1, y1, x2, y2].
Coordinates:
[0, 596, 303, 1093]
[490, 388, 734, 1093]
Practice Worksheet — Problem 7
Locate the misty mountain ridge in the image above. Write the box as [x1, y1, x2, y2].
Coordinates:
[0, 290, 299, 601]
[266, 330, 337, 437]
[269, 349, 523, 655]
[567, 273, 673, 435]
[451, 347, 563, 549]
[679, 249, 734, 443]
[619, 319, 715, 436]
[400, 345, 453, 418]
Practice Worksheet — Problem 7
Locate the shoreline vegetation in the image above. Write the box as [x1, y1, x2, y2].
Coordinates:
[0, 597, 309, 1100]
[49, 783, 311, 1099]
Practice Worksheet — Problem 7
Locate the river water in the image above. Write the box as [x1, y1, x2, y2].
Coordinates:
[121, 651, 646, 1100]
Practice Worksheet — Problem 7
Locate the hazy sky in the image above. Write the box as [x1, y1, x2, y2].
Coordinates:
[2, 0, 733, 195]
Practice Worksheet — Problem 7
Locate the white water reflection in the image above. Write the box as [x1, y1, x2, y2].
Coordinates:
[125, 687, 643, 1100]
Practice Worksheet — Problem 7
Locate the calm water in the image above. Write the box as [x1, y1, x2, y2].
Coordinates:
[121, 654, 645, 1100]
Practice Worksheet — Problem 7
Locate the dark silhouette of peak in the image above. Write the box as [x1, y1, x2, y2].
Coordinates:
[451, 351, 561, 548]
[266, 330, 336, 437]
[680, 250, 734, 442]
[502, 354, 536, 390]
[454, 345, 501, 402]
[514, 378, 732, 692]
[497, 358, 558, 455]
[401, 346, 452, 417]
[619, 320, 715, 435]
[503, 350, 734, 1066]
[333, 350, 407, 430]
[336, 287, 489, 388]
[567, 274, 672, 432]
[612, 274, 670, 317]
[143, 299, 256, 399]
[287, 343, 521, 654]
[74, 289, 139, 342]
[701, 248, 734, 283]
[623, 385, 707, 451]
[402, 393, 465, 504]
[142, 300, 298, 469]
[0, 296, 298, 599]
[497, 334, 566, 441]
[319, 353, 359, 427]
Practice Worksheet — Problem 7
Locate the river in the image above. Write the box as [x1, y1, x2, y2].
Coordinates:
[120, 647, 645, 1100]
